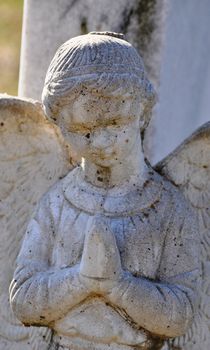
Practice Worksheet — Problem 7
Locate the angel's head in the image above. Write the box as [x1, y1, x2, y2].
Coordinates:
[42, 32, 155, 166]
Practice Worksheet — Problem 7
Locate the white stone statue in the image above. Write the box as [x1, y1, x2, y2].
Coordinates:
[0, 32, 208, 349]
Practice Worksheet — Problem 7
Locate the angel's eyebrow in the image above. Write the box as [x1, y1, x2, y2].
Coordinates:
[70, 115, 135, 129]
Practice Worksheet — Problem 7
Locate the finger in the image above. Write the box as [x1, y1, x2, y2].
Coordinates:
[80, 214, 122, 279]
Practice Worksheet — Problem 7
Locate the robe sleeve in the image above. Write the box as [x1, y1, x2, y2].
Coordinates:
[10, 190, 87, 326]
[109, 191, 200, 338]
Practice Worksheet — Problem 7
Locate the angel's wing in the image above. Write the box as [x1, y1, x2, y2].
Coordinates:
[156, 122, 210, 350]
[0, 95, 74, 349]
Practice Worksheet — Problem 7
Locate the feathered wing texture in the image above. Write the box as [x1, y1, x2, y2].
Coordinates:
[156, 122, 210, 350]
[0, 95, 74, 349]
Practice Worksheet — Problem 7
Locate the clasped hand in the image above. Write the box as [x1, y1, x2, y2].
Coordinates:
[79, 214, 125, 295]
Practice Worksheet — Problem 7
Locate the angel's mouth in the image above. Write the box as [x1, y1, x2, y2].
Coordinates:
[91, 152, 115, 160]
[91, 146, 116, 157]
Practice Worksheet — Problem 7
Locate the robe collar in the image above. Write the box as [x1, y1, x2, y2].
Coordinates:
[63, 167, 163, 217]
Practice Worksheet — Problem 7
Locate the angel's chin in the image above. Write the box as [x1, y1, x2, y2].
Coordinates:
[91, 157, 118, 167]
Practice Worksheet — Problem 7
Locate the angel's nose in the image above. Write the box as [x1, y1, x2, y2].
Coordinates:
[91, 130, 115, 149]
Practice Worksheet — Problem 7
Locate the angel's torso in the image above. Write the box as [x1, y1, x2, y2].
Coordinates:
[36, 167, 188, 350]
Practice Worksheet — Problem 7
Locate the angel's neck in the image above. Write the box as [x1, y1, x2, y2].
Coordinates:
[81, 147, 148, 189]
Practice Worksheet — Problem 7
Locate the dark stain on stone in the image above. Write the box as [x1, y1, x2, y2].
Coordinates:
[118, 0, 157, 73]
[135, 0, 156, 53]
[47, 330, 56, 350]
[147, 337, 165, 350]
[118, 7, 134, 34]
[80, 17, 88, 35]
[59, 0, 78, 20]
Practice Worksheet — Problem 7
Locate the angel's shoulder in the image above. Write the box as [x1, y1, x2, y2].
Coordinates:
[154, 169, 197, 224]
[36, 168, 75, 211]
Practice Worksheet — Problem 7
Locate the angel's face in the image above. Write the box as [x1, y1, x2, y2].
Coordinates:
[56, 91, 141, 167]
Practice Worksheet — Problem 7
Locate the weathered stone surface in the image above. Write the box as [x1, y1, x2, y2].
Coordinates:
[6, 32, 207, 350]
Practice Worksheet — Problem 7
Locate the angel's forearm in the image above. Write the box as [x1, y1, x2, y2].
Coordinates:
[109, 273, 195, 338]
[10, 264, 87, 326]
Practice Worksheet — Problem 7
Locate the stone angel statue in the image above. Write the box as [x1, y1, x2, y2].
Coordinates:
[0, 32, 208, 350]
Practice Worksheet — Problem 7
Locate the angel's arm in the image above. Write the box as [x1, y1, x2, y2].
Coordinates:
[9, 192, 88, 326]
[108, 194, 200, 338]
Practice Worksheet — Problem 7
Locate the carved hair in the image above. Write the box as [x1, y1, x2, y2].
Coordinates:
[42, 32, 156, 131]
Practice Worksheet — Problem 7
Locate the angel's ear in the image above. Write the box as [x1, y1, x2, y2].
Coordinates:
[139, 99, 152, 133]
[139, 104, 145, 132]
[139, 78, 157, 132]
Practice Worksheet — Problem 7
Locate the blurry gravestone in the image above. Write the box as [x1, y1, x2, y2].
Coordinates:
[18, 0, 166, 100]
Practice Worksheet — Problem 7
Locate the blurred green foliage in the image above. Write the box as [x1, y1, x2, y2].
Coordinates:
[0, 0, 23, 95]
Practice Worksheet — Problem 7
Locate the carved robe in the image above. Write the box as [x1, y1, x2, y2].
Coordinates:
[10, 167, 200, 350]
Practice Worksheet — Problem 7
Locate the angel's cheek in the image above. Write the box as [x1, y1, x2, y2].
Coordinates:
[69, 136, 89, 158]
[59, 131, 85, 157]
[114, 129, 138, 157]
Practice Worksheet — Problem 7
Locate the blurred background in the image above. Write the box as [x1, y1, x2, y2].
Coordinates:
[0, 0, 23, 95]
